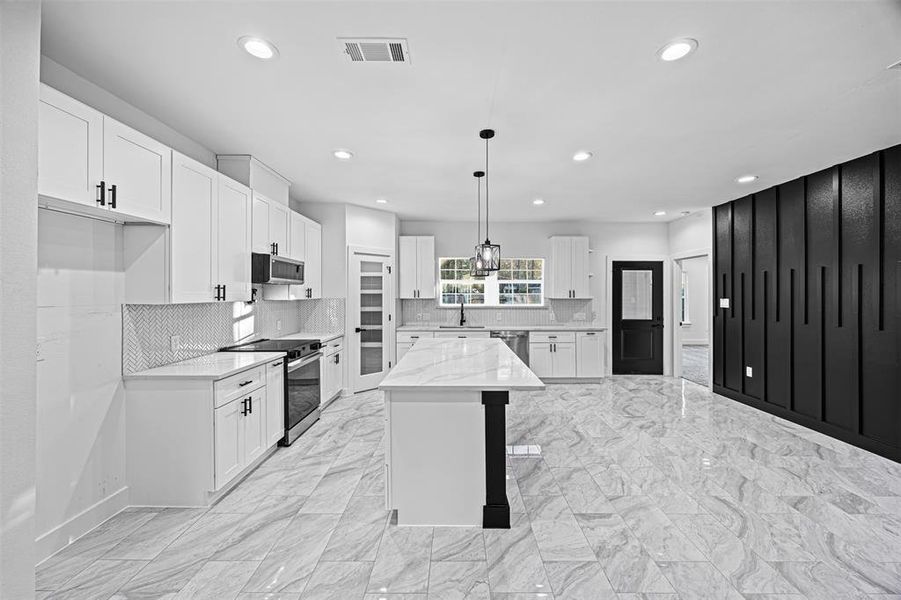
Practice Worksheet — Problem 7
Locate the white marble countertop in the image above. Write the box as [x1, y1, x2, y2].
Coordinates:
[275, 331, 343, 343]
[124, 351, 285, 381]
[397, 324, 607, 332]
[380, 338, 545, 392]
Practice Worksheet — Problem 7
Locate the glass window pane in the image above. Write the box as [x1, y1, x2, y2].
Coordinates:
[622, 270, 653, 320]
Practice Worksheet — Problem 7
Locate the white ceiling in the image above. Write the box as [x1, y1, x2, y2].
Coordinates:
[41, 1, 901, 222]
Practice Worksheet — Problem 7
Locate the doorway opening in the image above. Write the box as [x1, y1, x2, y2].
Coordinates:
[612, 260, 664, 374]
[675, 254, 710, 387]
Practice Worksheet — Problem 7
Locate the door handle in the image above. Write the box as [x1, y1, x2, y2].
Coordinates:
[355, 327, 367, 333]
[96, 181, 106, 206]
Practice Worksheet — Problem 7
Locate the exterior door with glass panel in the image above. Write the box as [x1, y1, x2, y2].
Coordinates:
[612, 261, 663, 374]
[351, 252, 393, 392]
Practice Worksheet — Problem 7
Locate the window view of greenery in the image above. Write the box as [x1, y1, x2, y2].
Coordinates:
[439, 258, 543, 306]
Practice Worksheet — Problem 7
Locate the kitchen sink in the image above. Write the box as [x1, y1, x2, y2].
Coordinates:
[438, 325, 486, 329]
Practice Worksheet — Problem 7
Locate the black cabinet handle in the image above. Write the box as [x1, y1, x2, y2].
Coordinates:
[214, 285, 221, 301]
[96, 181, 106, 206]
[248, 398, 253, 414]
[335, 354, 340, 365]
[271, 361, 283, 368]
[241, 398, 248, 416]
[222, 284, 226, 300]
[109, 184, 117, 209]
[271, 242, 276, 255]
[238, 380, 252, 387]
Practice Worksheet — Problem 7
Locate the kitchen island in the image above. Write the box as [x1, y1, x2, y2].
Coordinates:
[379, 337, 544, 528]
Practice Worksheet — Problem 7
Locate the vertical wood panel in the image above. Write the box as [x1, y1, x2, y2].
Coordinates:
[713, 143, 901, 462]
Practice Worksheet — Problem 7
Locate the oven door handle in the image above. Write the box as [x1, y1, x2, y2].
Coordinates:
[287, 353, 322, 370]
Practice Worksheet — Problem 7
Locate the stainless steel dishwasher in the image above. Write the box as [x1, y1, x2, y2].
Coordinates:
[491, 330, 529, 365]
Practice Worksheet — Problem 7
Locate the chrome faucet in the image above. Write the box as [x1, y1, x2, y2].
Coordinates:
[459, 301, 467, 327]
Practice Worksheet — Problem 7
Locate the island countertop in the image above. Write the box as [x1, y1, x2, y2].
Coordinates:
[379, 337, 544, 392]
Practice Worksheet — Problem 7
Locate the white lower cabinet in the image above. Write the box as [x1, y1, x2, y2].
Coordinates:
[266, 359, 285, 447]
[125, 360, 285, 506]
[396, 331, 435, 364]
[321, 337, 345, 403]
[529, 330, 602, 379]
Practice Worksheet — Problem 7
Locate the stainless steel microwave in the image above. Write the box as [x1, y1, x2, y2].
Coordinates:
[252, 253, 305, 285]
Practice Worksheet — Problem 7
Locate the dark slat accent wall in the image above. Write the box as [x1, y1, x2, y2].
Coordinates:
[713, 145, 901, 462]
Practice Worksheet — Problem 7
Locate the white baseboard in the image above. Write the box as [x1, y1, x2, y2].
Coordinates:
[36, 485, 129, 564]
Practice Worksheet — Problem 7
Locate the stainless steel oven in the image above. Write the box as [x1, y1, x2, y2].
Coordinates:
[285, 351, 322, 444]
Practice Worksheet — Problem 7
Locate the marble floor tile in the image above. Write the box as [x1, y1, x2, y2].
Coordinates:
[428, 561, 491, 599]
[367, 526, 433, 594]
[300, 561, 372, 599]
[44, 559, 147, 600]
[656, 561, 744, 599]
[543, 560, 616, 599]
[37, 379, 901, 599]
[432, 527, 487, 562]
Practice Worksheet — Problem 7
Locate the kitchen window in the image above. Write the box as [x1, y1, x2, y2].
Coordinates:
[439, 257, 544, 306]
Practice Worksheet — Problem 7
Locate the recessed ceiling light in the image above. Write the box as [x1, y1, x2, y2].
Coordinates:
[654, 210, 667, 216]
[375, 198, 388, 204]
[657, 38, 698, 62]
[736, 174, 758, 184]
[333, 149, 353, 160]
[572, 151, 592, 162]
[532, 198, 545, 205]
[238, 36, 279, 60]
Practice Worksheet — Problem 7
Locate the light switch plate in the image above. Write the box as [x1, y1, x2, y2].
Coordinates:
[720, 298, 730, 309]
[277, 319, 282, 331]
[746, 366, 753, 377]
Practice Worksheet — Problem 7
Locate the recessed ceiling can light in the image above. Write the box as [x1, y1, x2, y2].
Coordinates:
[736, 174, 758, 184]
[654, 210, 667, 216]
[572, 151, 592, 162]
[657, 38, 698, 62]
[375, 198, 388, 204]
[333, 149, 353, 160]
[238, 36, 279, 60]
[532, 198, 545, 205]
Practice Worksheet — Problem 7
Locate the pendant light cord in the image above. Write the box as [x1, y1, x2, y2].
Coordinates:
[477, 175, 481, 242]
[485, 137, 489, 241]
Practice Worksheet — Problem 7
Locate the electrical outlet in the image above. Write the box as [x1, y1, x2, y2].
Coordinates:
[277, 319, 282, 331]
[416, 313, 423, 321]
[720, 298, 730, 309]
[170, 335, 181, 352]
[746, 366, 753, 377]
[574, 312, 586, 321]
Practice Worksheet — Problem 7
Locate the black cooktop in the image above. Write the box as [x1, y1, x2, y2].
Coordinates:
[221, 338, 320, 360]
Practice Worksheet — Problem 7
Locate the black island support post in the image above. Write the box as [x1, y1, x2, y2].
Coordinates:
[481, 390, 510, 529]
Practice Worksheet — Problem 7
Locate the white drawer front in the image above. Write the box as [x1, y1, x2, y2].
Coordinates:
[530, 331, 575, 344]
[397, 331, 435, 343]
[214, 365, 265, 408]
[434, 331, 491, 339]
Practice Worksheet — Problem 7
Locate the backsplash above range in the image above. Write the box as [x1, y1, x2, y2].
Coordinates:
[123, 298, 344, 374]
[401, 298, 596, 327]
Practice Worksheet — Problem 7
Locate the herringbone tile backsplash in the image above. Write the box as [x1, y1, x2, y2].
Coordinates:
[123, 298, 345, 374]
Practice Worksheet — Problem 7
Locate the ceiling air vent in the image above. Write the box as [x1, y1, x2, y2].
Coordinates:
[339, 38, 410, 64]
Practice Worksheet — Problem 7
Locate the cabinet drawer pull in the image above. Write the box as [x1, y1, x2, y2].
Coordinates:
[238, 380, 253, 387]
[271, 361, 283, 367]
[548, 335, 557, 339]
[586, 332, 596, 336]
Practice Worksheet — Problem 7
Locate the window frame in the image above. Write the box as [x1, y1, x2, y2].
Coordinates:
[437, 257, 545, 308]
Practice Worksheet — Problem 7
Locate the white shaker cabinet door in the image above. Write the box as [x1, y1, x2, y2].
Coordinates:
[217, 176, 253, 302]
[576, 332, 604, 377]
[571, 236, 591, 298]
[398, 236, 418, 299]
[416, 236, 436, 299]
[38, 84, 103, 208]
[528, 343, 553, 378]
[269, 201, 290, 257]
[171, 152, 217, 303]
[251, 193, 271, 253]
[304, 222, 322, 299]
[290, 211, 307, 262]
[552, 343, 577, 378]
[266, 360, 285, 447]
[214, 399, 245, 490]
[102, 117, 172, 224]
[244, 390, 267, 465]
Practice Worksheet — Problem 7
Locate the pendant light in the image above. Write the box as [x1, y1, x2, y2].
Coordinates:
[474, 128, 500, 271]
[469, 170, 489, 277]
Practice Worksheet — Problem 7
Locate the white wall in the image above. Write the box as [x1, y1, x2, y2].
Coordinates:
[346, 205, 398, 251]
[0, 2, 40, 596]
[679, 255, 710, 345]
[399, 220, 670, 324]
[668, 208, 712, 256]
[36, 212, 128, 561]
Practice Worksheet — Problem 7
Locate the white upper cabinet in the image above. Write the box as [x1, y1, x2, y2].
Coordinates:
[38, 84, 103, 208]
[251, 193, 271, 254]
[171, 153, 217, 303]
[289, 211, 307, 262]
[269, 201, 290, 257]
[399, 235, 435, 299]
[103, 118, 172, 224]
[216, 175, 253, 302]
[304, 221, 322, 299]
[38, 85, 171, 224]
[169, 152, 251, 303]
[547, 236, 591, 299]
